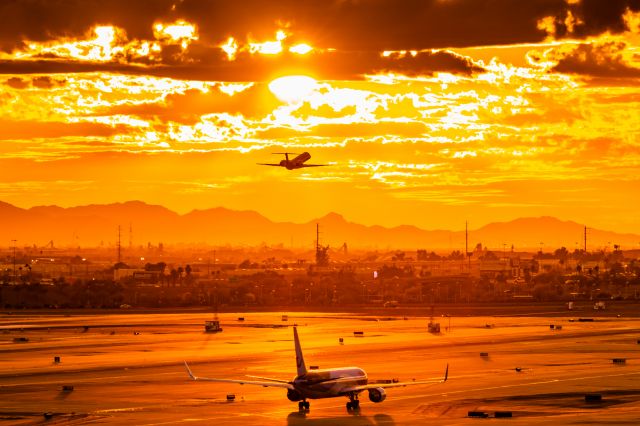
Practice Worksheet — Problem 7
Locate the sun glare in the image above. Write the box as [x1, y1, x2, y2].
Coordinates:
[289, 43, 313, 54]
[268, 75, 318, 104]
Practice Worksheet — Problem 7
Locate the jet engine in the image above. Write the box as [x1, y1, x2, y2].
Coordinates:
[368, 387, 387, 403]
[287, 389, 303, 402]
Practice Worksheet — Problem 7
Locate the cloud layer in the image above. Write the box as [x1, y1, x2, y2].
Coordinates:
[1, 0, 640, 235]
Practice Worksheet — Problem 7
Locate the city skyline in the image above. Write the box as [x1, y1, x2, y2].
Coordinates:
[1, 1, 640, 234]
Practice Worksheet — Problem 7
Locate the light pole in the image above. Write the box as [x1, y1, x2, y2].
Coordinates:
[11, 240, 17, 285]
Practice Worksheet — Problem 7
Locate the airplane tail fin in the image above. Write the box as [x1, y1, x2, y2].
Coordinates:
[273, 152, 297, 161]
[443, 364, 449, 382]
[293, 327, 307, 376]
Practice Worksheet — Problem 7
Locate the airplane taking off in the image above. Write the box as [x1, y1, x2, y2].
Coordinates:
[258, 152, 327, 170]
[184, 326, 448, 412]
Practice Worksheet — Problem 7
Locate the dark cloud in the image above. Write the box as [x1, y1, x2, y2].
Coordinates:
[0, 0, 174, 50]
[170, 0, 567, 50]
[1, 0, 637, 81]
[0, 0, 578, 53]
[0, 48, 483, 81]
[32, 76, 56, 88]
[2, 0, 639, 53]
[4, 75, 66, 89]
[559, 0, 640, 38]
[550, 42, 640, 78]
[5, 76, 28, 88]
[373, 50, 484, 76]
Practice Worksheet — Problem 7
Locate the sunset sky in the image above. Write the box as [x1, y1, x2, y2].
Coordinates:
[1, 0, 640, 234]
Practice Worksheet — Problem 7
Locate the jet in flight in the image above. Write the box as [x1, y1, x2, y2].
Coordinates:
[184, 326, 448, 412]
[258, 152, 327, 170]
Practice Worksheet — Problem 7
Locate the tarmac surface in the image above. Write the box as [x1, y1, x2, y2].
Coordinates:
[2, 304, 640, 425]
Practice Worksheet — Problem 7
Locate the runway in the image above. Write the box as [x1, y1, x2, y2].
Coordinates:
[2, 307, 640, 424]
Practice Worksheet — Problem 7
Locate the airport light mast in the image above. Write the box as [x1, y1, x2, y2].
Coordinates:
[465, 221, 472, 274]
[117, 226, 122, 264]
[315, 223, 329, 267]
[584, 225, 588, 253]
[11, 239, 17, 284]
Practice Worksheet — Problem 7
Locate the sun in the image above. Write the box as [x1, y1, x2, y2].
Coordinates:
[268, 75, 318, 104]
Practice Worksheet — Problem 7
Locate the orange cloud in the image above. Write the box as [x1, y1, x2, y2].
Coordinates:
[2, 2, 640, 234]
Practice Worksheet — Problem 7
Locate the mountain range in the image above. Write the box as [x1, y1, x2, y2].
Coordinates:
[1, 200, 638, 251]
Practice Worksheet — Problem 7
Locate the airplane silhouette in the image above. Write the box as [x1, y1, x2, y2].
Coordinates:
[258, 152, 327, 170]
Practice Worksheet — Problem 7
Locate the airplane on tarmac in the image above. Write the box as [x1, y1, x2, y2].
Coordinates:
[184, 326, 448, 412]
[257, 152, 327, 170]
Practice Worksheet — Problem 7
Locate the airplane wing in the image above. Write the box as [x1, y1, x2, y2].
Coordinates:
[299, 164, 328, 167]
[257, 163, 283, 167]
[184, 362, 294, 389]
[342, 364, 448, 393]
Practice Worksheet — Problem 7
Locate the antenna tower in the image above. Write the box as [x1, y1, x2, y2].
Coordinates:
[466, 221, 471, 274]
[117, 225, 122, 263]
[584, 225, 588, 253]
[315, 223, 329, 266]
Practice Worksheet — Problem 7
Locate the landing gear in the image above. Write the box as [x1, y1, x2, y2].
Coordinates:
[346, 394, 360, 411]
[298, 400, 310, 411]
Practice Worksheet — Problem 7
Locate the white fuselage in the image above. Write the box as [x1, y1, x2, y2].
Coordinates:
[291, 367, 367, 399]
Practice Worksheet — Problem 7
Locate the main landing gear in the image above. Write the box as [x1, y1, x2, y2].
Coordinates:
[298, 400, 310, 411]
[346, 394, 360, 411]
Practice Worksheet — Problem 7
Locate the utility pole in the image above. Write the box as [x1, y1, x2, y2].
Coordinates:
[584, 226, 587, 253]
[117, 226, 122, 264]
[466, 221, 471, 274]
[315, 223, 329, 266]
[11, 239, 17, 284]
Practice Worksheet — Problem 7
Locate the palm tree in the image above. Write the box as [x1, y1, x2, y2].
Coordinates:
[177, 266, 184, 286]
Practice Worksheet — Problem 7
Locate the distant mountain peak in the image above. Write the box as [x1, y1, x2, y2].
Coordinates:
[317, 212, 346, 222]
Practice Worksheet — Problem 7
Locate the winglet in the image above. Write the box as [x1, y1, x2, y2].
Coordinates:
[443, 364, 449, 382]
[184, 361, 196, 380]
